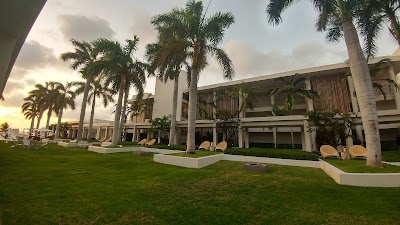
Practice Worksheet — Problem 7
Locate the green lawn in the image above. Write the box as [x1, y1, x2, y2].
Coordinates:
[1, 142, 400, 225]
[325, 159, 400, 173]
[171, 151, 222, 158]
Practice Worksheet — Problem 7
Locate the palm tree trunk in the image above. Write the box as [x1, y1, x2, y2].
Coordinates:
[55, 107, 64, 138]
[112, 77, 125, 146]
[87, 95, 96, 141]
[342, 16, 382, 167]
[169, 75, 179, 146]
[35, 108, 44, 136]
[30, 112, 35, 135]
[118, 87, 129, 142]
[186, 69, 199, 153]
[45, 106, 53, 128]
[76, 79, 91, 141]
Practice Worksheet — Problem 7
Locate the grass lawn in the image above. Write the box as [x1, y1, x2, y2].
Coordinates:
[324, 159, 400, 173]
[171, 151, 222, 158]
[1, 142, 400, 225]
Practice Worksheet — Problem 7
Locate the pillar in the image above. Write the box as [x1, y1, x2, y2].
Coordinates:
[96, 127, 101, 140]
[244, 128, 249, 148]
[388, 65, 400, 110]
[132, 125, 136, 142]
[272, 127, 277, 148]
[238, 125, 243, 148]
[213, 126, 217, 148]
[302, 120, 312, 152]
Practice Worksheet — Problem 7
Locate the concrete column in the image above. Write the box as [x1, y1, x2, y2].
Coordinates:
[347, 76, 359, 113]
[244, 128, 249, 148]
[105, 127, 108, 138]
[388, 65, 400, 109]
[356, 126, 364, 144]
[272, 127, 277, 148]
[175, 128, 181, 145]
[213, 125, 217, 148]
[305, 79, 314, 111]
[132, 125, 136, 142]
[212, 91, 217, 119]
[302, 120, 312, 152]
[238, 91, 244, 119]
[238, 125, 243, 148]
[96, 127, 101, 140]
[147, 130, 150, 140]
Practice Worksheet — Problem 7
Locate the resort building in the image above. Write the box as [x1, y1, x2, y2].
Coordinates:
[69, 54, 400, 151]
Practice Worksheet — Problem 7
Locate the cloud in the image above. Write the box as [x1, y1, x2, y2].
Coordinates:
[14, 41, 60, 71]
[130, 8, 157, 46]
[1, 90, 25, 108]
[58, 14, 115, 41]
[2, 80, 25, 95]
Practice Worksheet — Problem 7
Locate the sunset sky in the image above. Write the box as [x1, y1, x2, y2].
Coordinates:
[0, 0, 398, 130]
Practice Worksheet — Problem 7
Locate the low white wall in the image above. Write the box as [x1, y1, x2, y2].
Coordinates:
[154, 154, 224, 168]
[58, 142, 79, 148]
[319, 160, 400, 187]
[223, 154, 321, 168]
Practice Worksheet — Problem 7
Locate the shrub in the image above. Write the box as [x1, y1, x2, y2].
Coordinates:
[146, 144, 188, 151]
[382, 150, 400, 162]
[118, 141, 139, 146]
[249, 143, 302, 149]
[381, 141, 398, 151]
[225, 148, 320, 161]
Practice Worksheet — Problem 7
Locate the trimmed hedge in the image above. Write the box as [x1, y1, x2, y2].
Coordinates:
[146, 145, 188, 151]
[381, 141, 399, 151]
[225, 148, 320, 161]
[382, 150, 400, 162]
[249, 143, 302, 149]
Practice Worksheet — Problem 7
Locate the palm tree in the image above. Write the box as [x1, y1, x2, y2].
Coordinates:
[29, 84, 48, 132]
[151, 0, 235, 153]
[146, 40, 190, 146]
[358, 0, 400, 56]
[93, 36, 146, 145]
[44, 81, 61, 129]
[266, 75, 319, 113]
[267, 0, 382, 167]
[72, 78, 115, 140]
[22, 94, 38, 134]
[61, 39, 99, 141]
[0, 122, 10, 133]
[54, 82, 76, 138]
[128, 94, 154, 123]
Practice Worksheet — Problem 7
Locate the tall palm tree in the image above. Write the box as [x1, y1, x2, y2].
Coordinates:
[22, 94, 38, 134]
[93, 36, 146, 145]
[151, 0, 235, 153]
[72, 78, 115, 140]
[54, 82, 76, 138]
[267, 0, 383, 167]
[266, 75, 319, 113]
[61, 39, 99, 141]
[44, 81, 61, 129]
[146, 39, 190, 146]
[358, 0, 400, 56]
[29, 84, 47, 131]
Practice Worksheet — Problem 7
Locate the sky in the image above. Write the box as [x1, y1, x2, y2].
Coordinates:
[0, 0, 398, 130]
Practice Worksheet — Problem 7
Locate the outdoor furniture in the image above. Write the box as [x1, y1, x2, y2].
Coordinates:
[145, 139, 156, 146]
[320, 145, 340, 159]
[97, 136, 107, 142]
[137, 138, 147, 145]
[349, 145, 367, 159]
[9, 135, 24, 148]
[100, 137, 113, 146]
[215, 141, 227, 152]
[198, 141, 211, 151]
[23, 139, 39, 149]
[78, 141, 90, 148]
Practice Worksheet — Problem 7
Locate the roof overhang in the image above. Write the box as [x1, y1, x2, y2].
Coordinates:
[0, 0, 47, 98]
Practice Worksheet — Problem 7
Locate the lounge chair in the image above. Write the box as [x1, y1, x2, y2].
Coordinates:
[97, 136, 107, 143]
[349, 145, 367, 159]
[198, 141, 211, 151]
[215, 141, 227, 152]
[9, 135, 24, 148]
[145, 139, 156, 146]
[320, 145, 340, 159]
[137, 138, 147, 145]
[23, 139, 39, 149]
[100, 137, 113, 147]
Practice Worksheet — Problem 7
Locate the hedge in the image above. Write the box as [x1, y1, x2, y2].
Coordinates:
[225, 148, 320, 161]
[382, 150, 400, 162]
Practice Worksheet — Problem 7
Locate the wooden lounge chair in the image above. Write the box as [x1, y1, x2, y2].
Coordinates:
[349, 145, 367, 159]
[145, 139, 156, 146]
[215, 141, 227, 152]
[100, 137, 114, 147]
[198, 141, 211, 151]
[320, 145, 340, 159]
[98, 136, 107, 142]
[137, 138, 147, 145]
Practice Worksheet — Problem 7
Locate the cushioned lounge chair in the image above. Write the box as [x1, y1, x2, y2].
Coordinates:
[349, 145, 367, 159]
[100, 137, 114, 147]
[137, 138, 147, 145]
[145, 139, 156, 146]
[320, 145, 340, 159]
[215, 141, 227, 152]
[198, 141, 211, 151]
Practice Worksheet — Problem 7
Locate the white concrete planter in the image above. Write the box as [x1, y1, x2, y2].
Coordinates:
[153, 154, 224, 168]
[88, 146, 182, 154]
[58, 142, 79, 148]
[319, 160, 400, 187]
[223, 154, 321, 168]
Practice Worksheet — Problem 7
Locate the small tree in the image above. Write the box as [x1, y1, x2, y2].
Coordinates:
[149, 116, 171, 144]
[0, 122, 10, 133]
[306, 110, 355, 149]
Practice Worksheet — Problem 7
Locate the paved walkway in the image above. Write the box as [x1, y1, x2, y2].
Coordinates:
[386, 162, 400, 166]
